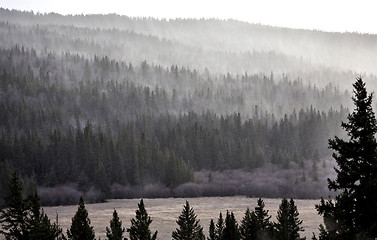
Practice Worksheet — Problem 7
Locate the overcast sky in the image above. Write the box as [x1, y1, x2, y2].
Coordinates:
[1, 0, 377, 34]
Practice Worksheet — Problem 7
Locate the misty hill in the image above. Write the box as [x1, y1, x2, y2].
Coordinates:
[0, 9, 371, 205]
[1, 8, 376, 90]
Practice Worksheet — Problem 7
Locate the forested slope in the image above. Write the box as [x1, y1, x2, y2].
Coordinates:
[0, 9, 375, 205]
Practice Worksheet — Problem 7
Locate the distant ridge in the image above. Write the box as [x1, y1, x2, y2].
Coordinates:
[1, 8, 376, 76]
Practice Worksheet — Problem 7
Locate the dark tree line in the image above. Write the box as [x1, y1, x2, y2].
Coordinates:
[1, 176, 305, 240]
[0, 105, 346, 203]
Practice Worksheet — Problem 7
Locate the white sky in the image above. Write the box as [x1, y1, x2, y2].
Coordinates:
[1, 0, 377, 34]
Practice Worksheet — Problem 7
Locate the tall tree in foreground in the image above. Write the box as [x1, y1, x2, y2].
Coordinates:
[274, 198, 304, 240]
[239, 208, 258, 240]
[316, 77, 377, 239]
[0, 173, 64, 240]
[67, 197, 95, 240]
[106, 209, 125, 240]
[208, 212, 225, 240]
[127, 199, 157, 240]
[222, 211, 240, 240]
[27, 191, 65, 240]
[0, 173, 29, 240]
[208, 219, 216, 240]
[172, 201, 205, 240]
[254, 198, 273, 239]
[215, 213, 225, 240]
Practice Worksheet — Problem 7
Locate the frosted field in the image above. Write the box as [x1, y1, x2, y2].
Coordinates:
[42, 196, 322, 239]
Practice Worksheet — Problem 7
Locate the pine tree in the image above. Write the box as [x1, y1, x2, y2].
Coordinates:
[0, 160, 13, 206]
[288, 199, 304, 240]
[0, 173, 29, 240]
[106, 209, 125, 240]
[254, 198, 273, 239]
[208, 219, 216, 240]
[215, 212, 225, 240]
[222, 211, 240, 240]
[316, 77, 377, 239]
[255, 198, 272, 228]
[52, 213, 67, 240]
[27, 190, 65, 240]
[127, 199, 157, 240]
[94, 161, 110, 198]
[274, 198, 304, 240]
[0, 173, 64, 240]
[275, 199, 290, 240]
[312, 159, 319, 182]
[239, 208, 258, 240]
[67, 197, 95, 240]
[207, 213, 225, 240]
[172, 201, 205, 240]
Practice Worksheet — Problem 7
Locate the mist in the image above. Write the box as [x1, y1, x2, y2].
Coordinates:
[191, 160, 336, 199]
[1, 8, 376, 89]
[0, 8, 370, 207]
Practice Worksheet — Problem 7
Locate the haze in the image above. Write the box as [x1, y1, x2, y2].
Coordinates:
[2, 0, 377, 34]
[1, 2, 377, 239]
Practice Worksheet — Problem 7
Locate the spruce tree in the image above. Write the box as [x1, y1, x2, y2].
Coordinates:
[239, 208, 258, 240]
[288, 199, 304, 240]
[254, 198, 272, 238]
[222, 211, 240, 240]
[208, 219, 216, 240]
[312, 159, 319, 182]
[207, 213, 225, 240]
[275, 198, 290, 240]
[0, 173, 29, 240]
[67, 197, 95, 240]
[274, 198, 304, 240]
[316, 77, 377, 239]
[27, 191, 65, 240]
[172, 201, 205, 240]
[0, 160, 13, 206]
[127, 199, 157, 240]
[54, 214, 68, 240]
[215, 212, 225, 240]
[0, 173, 64, 240]
[106, 209, 125, 240]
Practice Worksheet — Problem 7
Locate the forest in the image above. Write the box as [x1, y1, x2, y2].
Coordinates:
[0, 8, 376, 205]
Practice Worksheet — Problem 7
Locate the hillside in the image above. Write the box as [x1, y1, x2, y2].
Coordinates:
[0, 9, 375, 205]
[1, 8, 376, 87]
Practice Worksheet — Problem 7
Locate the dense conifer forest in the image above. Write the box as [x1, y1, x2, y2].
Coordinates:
[0, 8, 376, 205]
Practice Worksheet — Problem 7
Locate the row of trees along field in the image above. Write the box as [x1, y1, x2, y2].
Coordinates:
[0, 44, 351, 204]
[0, 173, 306, 240]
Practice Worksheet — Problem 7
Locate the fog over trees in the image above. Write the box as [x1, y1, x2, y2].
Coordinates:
[0, 8, 376, 205]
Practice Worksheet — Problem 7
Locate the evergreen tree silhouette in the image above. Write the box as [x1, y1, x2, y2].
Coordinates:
[106, 209, 125, 240]
[316, 77, 377, 239]
[0, 173, 29, 240]
[172, 201, 205, 240]
[274, 198, 304, 240]
[67, 197, 95, 240]
[127, 199, 157, 240]
[239, 208, 258, 240]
